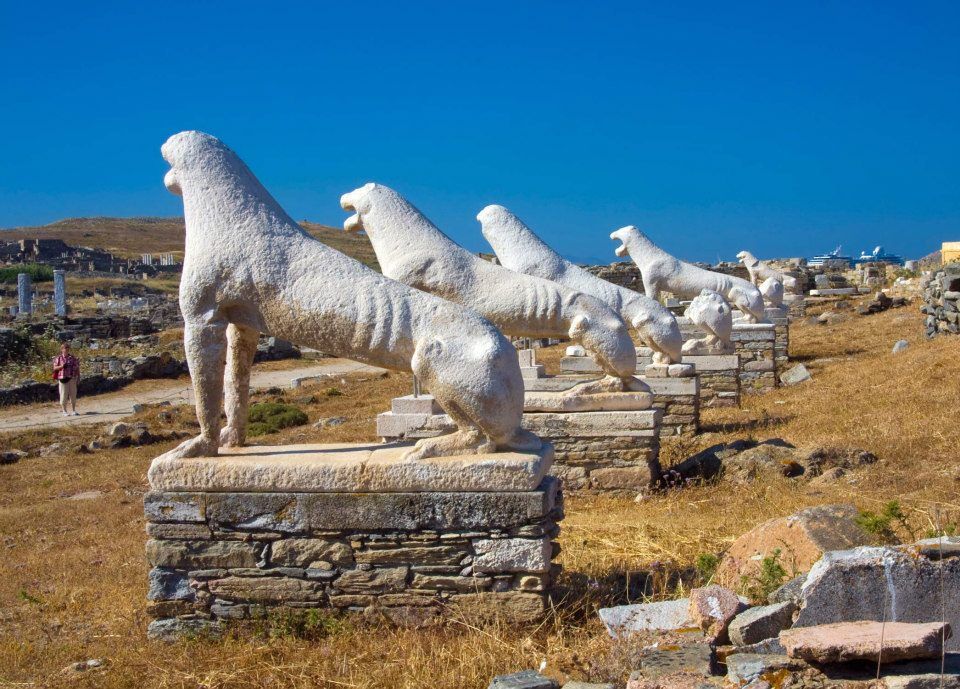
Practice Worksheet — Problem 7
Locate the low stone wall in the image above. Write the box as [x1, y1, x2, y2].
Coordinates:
[731, 323, 777, 393]
[922, 268, 960, 337]
[523, 409, 661, 493]
[0, 352, 186, 406]
[144, 479, 562, 636]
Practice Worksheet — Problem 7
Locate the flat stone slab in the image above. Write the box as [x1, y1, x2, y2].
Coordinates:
[523, 410, 660, 438]
[599, 598, 694, 638]
[523, 389, 653, 412]
[780, 621, 950, 664]
[148, 442, 553, 493]
[681, 354, 739, 371]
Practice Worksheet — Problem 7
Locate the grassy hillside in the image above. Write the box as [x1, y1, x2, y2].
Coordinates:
[1, 217, 380, 270]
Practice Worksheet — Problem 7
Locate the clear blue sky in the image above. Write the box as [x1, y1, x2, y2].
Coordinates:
[1, 1, 957, 263]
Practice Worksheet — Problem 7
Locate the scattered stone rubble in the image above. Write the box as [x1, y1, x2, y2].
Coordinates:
[922, 266, 960, 337]
[664, 439, 877, 488]
[857, 291, 907, 316]
[589, 529, 960, 688]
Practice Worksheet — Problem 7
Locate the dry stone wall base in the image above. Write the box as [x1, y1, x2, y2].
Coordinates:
[523, 410, 662, 494]
[731, 324, 777, 394]
[145, 478, 563, 637]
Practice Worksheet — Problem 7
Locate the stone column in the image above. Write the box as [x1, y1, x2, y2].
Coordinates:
[17, 273, 31, 315]
[53, 270, 67, 317]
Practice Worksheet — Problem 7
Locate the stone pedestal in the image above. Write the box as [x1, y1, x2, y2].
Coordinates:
[378, 377, 664, 493]
[144, 443, 562, 638]
[517, 348, 545, 380]
[764, 305, 790, 375]
[656, 353, 739, 408]
[732, 322, 777, 393]
[522, 407, 661, 493]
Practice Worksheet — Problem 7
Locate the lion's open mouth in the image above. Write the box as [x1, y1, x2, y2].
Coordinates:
[343, 212, 363, 233]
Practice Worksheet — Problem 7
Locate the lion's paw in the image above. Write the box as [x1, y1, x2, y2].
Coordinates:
[219, 426, 245, 448]
[158, 435, 218, 461]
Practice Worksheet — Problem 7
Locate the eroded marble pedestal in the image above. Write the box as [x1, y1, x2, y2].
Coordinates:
[145, 443, 562, 639]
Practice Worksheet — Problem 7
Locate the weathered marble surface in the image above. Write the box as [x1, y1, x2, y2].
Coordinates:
[341, 184, 642, 388]
[477, 205, 682, 364]
[759, 276, 785, 307]
[161, 131, 537, 461]
[148, 442, 553, 493]
[682, 289, 733, 354]
[611, 226, 767, 323]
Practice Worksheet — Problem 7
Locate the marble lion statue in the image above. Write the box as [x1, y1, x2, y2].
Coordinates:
[611, 226, 767, 323]
[759, 276, 785, 307]
[736, 250, 798, 292]
[476, 204, 683, 365]
[341, 183, 646, 393]
[681, 289, 733, 354]
[160, 131, 540, 461]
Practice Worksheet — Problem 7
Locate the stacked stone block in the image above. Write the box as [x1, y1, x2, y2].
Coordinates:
[686, 354, 741, 407]
[922, 268, 960, 337]
[764, 306, 791, 376]
[731, 323, 777, 393]
[522, 409, 662, 493]
[145, 478, 563, 637]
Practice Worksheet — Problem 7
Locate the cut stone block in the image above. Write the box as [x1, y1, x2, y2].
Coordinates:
[729, 601, 796, 646]
[488, 670, 559, 689]
[725, 653, 805, 685]
[474, 537, 551, 574]
[391, 394, 443, 415]
[780, 621, 950, 663]
[598, 598, 692, 638]
[523, 389, 653, 413]
[148, 442, 552, 493]
[793, 546, 960, 651]
[780, 363, 811, 386]
[629, 642, 713, 681]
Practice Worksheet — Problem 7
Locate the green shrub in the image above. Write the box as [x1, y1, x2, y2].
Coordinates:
[247, 402, 308, 437]
[856, 500, 910, 544]
[694, 553, 720, 584]
[0, 263, 54, 284]
[740, 549, 788, 603]
[324, 387, 343, 397]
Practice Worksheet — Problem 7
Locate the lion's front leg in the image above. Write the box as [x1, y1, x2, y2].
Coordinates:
[167, 314, 228, 459]
[220, 323, 259, 447]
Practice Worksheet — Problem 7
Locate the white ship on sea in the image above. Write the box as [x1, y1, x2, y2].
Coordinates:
[808, 245, 852, 268]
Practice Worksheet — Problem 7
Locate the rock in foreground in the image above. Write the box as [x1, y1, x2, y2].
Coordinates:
[780, 621, 950, 664]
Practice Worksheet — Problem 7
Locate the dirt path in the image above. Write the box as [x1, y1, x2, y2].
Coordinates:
[0, 358, 385, 433]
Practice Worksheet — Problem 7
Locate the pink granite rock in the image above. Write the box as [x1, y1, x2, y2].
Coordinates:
[688, 585, 742, 642]
[780, 621, 950, 663]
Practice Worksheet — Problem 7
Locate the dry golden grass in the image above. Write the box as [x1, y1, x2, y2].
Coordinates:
[1, 307, 958, 688]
